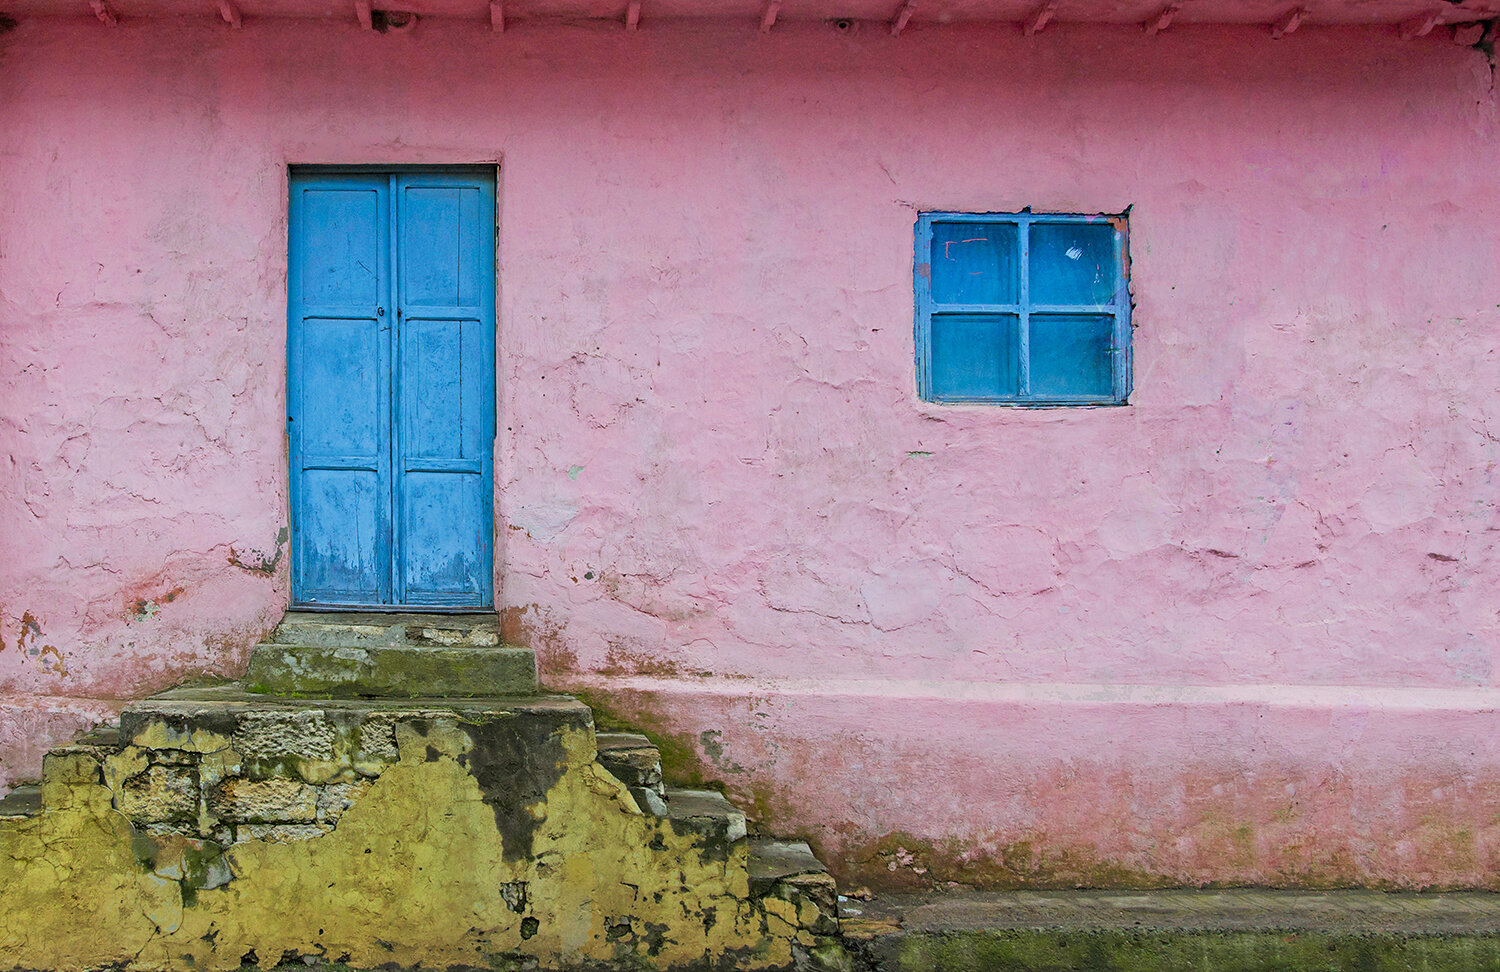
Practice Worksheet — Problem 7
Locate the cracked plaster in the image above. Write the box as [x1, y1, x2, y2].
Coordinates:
[0, 19, 1498, 884]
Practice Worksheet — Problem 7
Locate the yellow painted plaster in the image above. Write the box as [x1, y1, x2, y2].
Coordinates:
[0, 725, 803, 971]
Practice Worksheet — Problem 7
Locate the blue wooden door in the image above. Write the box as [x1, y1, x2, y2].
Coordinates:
[288, 170, 495, 609]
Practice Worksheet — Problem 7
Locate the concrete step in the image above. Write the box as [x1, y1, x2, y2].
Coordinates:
[244, 642, 537, 698]
[0, 784, 42, 820]
[595, 732, 664, 796]
[268, 612, 505, 649]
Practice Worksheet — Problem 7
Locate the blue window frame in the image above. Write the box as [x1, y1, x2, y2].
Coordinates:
[915, 212, 1131, 404]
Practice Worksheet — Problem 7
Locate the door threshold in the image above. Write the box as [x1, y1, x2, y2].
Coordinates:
[291, 604, 496, 616]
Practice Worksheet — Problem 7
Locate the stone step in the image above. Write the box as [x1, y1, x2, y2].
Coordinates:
[111, 686, 593, 842]
[658, 788, 748, 844]
[0, 784, 42, 820]
[75, 722, 121, 748]
[244, 642, 537, 698]
[749, 839, 836, 898]
[749, 839, 841, 937]
[267, 611, 505, 649]
[595, 732, 664, 796]
[0, 673, 847, 970]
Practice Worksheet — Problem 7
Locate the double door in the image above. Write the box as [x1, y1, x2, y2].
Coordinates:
[287, 169, 495, 608]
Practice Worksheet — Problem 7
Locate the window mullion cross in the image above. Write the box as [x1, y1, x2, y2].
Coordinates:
[1017, 218, 1031, 398]
[915, 211, 1128, 404]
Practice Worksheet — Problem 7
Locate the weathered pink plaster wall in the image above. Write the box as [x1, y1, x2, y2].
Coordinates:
[1, 16, 1497, 886]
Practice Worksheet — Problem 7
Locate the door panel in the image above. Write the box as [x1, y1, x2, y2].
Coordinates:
[289, 175, 393, 605]
[299, 469, 383, 598]
[393, 173, 495, 607]
[288, 169, 494, 609]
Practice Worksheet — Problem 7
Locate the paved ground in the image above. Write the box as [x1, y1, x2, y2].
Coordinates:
[839, 889, 1500, 971]
[842, 888, 1500, 935]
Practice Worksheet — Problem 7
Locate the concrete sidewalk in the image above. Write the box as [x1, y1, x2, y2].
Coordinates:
[838, 889, 1500, 971]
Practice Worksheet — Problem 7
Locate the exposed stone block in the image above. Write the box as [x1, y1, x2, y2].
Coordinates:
[630, 785, 670, 816]
[355, 714, 400, 772]
[116, 765, 198, 823]
[663, 788, 749, 843]
[235, 823, 333, 843]
[316, 779, 372, 823]
[207, 778, 318, 823]
[142, 821, 202, 839]
[233, 711, 337, 763]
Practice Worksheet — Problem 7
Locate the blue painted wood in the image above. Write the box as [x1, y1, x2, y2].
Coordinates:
[289, 173, 393, 605]
[288, 169, 495, 608]
[393, 172, 495, 607]
[915, 212, 1130, 405]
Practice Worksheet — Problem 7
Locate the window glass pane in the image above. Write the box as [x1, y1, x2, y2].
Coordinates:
[929, 221, 1018, 305]
[1028, 222, 1119, 305]
[1029, 314, 1114, 398]
[930, 313, 1019, 399]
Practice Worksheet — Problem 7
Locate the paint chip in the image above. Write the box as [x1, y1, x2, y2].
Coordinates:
[568, 465, 584, 481]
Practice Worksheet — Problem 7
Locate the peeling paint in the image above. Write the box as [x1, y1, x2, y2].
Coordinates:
[129, 588, 185, 623]
[228, 528, 289, 578]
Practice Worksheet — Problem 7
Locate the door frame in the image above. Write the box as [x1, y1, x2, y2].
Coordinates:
[285, 163, 499, 613]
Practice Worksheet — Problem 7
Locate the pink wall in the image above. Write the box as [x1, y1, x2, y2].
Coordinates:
[2, 16, 1498, 886]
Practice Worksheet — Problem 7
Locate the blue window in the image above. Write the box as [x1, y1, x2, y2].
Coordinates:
[915, 212, 1131, 404]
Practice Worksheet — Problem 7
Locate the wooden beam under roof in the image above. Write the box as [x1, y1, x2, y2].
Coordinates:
[1023, 0, 1056, 34]
[1269, 6, 1305, 37]
[1143, 3, 1179, 34]
[760, 0, 779, 31]
[890, 0, 915, 34]
[1398, 10, 1439, 37]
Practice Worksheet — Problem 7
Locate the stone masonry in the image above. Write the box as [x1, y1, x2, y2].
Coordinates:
[0, 614, 840, 972]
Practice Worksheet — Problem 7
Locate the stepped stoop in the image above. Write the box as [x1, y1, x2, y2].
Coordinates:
[246, 612, 538, 697]
[0, 613, 840, 972]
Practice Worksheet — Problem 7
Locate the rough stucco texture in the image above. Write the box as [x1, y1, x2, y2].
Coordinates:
[1, 19, 1498, 885]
